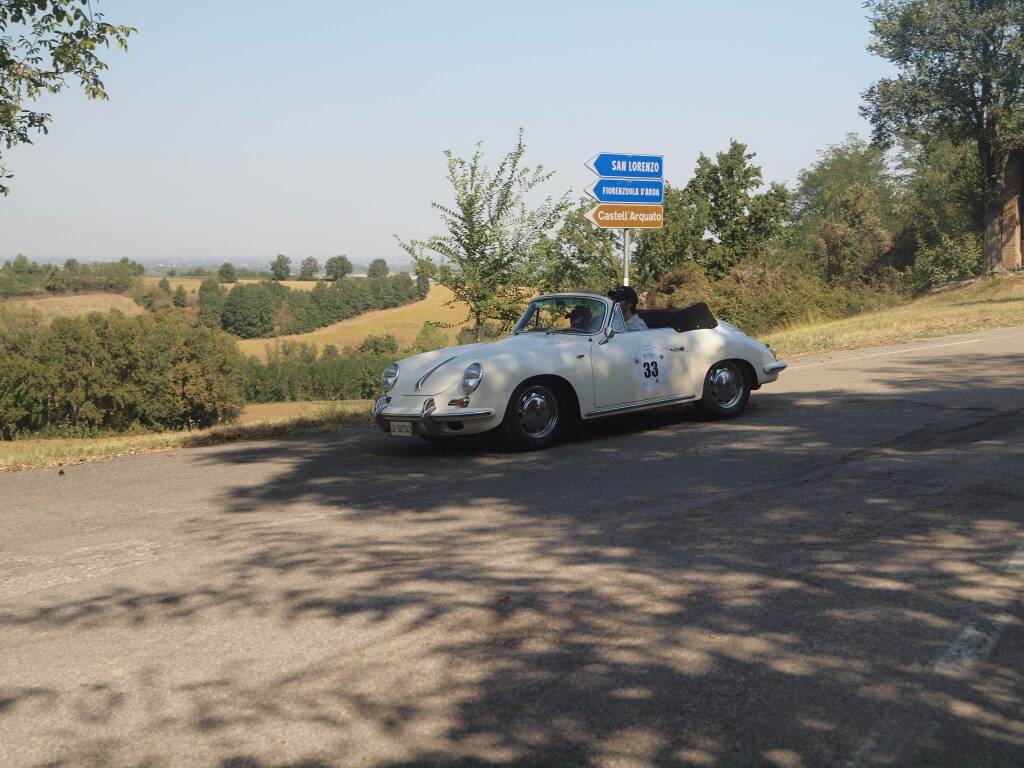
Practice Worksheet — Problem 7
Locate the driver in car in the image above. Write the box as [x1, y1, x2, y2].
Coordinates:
[567, 305, 593, 331]
[608, 286, 647, 331]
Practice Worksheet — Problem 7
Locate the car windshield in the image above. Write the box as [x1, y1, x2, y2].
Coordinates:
[513, 297, 607, 335]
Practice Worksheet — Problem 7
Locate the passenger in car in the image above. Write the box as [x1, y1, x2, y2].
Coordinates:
[608, 286, 648, 331]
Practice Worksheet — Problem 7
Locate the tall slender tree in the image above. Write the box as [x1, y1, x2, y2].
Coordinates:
[398, 130, 570, 339]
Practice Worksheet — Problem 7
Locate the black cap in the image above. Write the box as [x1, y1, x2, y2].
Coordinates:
[608, 285, 638, 306]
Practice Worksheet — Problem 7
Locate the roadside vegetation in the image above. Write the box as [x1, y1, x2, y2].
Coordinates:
[0, 400, 372, 471]
[767, 273, 1024, 358]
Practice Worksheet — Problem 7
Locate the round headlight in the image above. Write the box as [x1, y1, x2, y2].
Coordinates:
[380, 363, 399, 392]
[461, 363, 483, 393]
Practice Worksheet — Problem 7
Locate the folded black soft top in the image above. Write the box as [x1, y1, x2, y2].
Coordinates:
[637, 302, 718, 332]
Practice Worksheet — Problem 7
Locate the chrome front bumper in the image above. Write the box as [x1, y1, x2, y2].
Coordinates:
[763, 361, 788, 374]
[373, 396, 495, 437]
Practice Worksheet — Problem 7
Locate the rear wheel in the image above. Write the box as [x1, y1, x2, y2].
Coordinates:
[501, 381, 565, 450]
[695, 360, 750, 419]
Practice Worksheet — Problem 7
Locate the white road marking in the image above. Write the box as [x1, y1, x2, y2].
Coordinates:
[844, 541, 1024, 767]
[790, 330, 1024, 370]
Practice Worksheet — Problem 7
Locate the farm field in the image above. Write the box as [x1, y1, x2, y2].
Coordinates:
[141, 276, 318, 293]
[2, 292, 146, 322]
[238, 284, 472, 360]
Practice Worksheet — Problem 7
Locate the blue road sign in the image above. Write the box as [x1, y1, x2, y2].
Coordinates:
[586, 153, 664, 180]
[588, 178, 664, 204]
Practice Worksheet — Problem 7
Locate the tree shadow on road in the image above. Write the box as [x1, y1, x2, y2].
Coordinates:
[3, 353, 1024, 767]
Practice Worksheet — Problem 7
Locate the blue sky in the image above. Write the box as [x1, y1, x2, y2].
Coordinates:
[0, 1, 892, 265]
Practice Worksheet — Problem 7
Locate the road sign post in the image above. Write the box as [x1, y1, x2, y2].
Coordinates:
[585, 152, 664, 286]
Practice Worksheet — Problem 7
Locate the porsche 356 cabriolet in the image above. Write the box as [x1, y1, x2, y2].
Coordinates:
[373, 292, 787, 449]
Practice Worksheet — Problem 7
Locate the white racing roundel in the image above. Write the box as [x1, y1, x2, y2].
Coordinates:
[633, 344, 665, 388]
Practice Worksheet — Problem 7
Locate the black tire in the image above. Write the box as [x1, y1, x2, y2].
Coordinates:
[695, 360, 750, 420]
[501, 381, 565, 450]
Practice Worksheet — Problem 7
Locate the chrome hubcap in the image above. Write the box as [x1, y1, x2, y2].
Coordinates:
[517, 387, 558, 438]
[709, 364, 743, 408]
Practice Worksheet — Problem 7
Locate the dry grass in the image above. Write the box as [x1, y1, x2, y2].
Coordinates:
[2, 293, 146, 322]
[765, 273, 1024, 358]
[141, 277, 317, 294]
[0, 400, 373, 472]
[238, 284, 472, 360]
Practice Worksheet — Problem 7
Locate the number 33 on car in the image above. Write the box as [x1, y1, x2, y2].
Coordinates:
[373, 293, 787, 450]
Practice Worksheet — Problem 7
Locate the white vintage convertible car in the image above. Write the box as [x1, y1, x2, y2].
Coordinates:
[373, 293, 787, 449]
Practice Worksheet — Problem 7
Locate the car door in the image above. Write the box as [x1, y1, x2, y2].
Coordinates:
[661, 329, 699, 399]
[591, 306, 672, 409]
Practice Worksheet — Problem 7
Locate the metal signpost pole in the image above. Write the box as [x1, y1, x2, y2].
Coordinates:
[622, 228, 630, 287]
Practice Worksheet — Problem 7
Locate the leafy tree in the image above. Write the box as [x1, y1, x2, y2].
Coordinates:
[412, 322, 449, 353]
[168, 327, 246, 427]
[270, 254, 291, 281]
[398, 130, 570, 339]
[898, 139, 984, 248]
[861, 0, 1024, 272]
[325, 254, 352, 281]
[534, 195, 622, 292]
[684, 140, 789, 278]
[359, 334, 398, 355]
[366, 258, 389, 279]
[813, 184, 894, 286]
[299, 256, 319, 280]
[0, 1, 134, 195]
[414, 268, 430, 298]
[171, 284, 188, 307]
[197, 276, 225, 328]
[793, 135, 900, 228]
[632, 185, 711, 288]
[217, 262, 237, 283]
[221, 284, 276, 338]
[158, 277, 172, 294]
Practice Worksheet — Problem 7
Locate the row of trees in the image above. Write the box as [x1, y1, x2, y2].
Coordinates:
[0, 310, 246, 438]
[175, 273, 423, 339]
[0, 256, 146, 297]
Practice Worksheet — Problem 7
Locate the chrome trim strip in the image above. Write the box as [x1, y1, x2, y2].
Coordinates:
[764, 361, 788, 374]
[378, 409, 494, 422]
[414, 356, 459, 391]
[431, 409, 494, 421]
[584, 393, 695, 418]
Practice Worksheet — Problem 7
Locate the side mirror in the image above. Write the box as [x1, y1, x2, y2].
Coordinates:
[598, 326, 615, 345]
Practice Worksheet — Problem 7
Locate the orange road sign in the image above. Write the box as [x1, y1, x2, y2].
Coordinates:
[585, 203, 664, 229]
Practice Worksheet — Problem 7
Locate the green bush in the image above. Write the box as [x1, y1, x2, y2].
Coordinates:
[243, 342, 394, 402]
[0, 312, 245, 438]
[647, 260, 896, 336]
[903, 235, 981, 294]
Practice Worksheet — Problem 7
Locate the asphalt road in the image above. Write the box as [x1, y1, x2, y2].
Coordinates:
[3, 326, 1024, 768]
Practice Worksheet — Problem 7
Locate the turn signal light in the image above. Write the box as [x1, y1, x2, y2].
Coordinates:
[448, 397, 470, 408]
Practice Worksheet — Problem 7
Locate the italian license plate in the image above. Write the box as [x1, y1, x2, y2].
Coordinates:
[390, 421, 413, 437]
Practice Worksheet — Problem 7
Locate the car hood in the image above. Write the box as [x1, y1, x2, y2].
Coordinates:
[396, 333, 576, 395]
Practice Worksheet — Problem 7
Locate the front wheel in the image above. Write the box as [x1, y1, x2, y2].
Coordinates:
[695, 360, 750, 419]
[501, 381, 564, 450]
